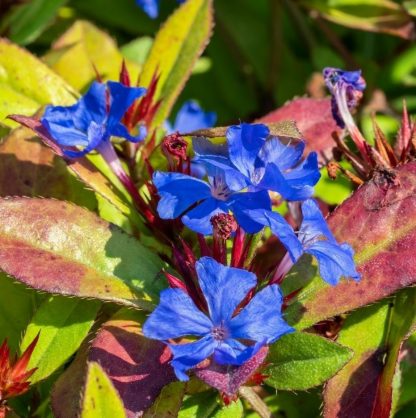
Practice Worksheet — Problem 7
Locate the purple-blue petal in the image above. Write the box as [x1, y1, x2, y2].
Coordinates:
[169, 335, 216, 381]
[298, 199, 335, 244]
[258, 137, 305, 171]
[135, 0, 159, 18]
[227, 123, 269, 180]
[230, 190, 271, 233]
[173, 101, 217, 133]
[181, 198, 226, 235]
[306, 241, 360, 285]
[229, 285, 294, 343]
[153, 171, 211, 219]
[143, 288, 212, 340]
[195, 257, 257, 325]
[243, 209, 303, 262]
[214, 339, 263, 366]
[106, 81, 146, 133]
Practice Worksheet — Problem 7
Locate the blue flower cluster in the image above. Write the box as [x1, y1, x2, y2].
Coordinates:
[153, 122, 359, 285]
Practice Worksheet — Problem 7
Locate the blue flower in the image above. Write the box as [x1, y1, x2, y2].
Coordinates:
[247, 199, 360, 285]
[136, 0, 186, 19]
[41, 81, 146, 158]
[153, 171, 271, 235]
[143, 257, 294, 381]
[166, 100, 217, 134]
[323, 67, 366, 129]
[195, 123, 320, 201]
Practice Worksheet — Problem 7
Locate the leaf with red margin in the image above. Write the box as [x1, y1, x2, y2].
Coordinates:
[0, 197, 165, 309]
[257, 98, 341, 161]
[0, 125, 96, 208]
[323, 287, 416, 418]
[284, 162, 416, 329]
[88, 310, 176, 418]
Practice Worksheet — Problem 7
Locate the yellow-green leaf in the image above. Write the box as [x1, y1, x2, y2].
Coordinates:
[81, 362, 126, 418]
[139, 0, 214, 128]
[44, 20, 139, 91]
[0, 38, 76, 127]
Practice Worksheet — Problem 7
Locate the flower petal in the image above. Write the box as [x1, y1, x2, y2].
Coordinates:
[306, 241, 360, 285]
[299, 199, 335, 244]
[230, 190, 271, 233]
[106, 81, 146, 132]
[229, 285, 294, 343]
[135, 0, 159, 18]
[258, 137, 305, 171]
[244, 209, 303, 262]
[169, 335, 216, 381]
[153, 172, 211, 219]
[173, 101, 216, 133]
[214, 339, 263, 366]
[181, 198, 226, 235]
[195, 257, 257, 325]
[227, 123, 269, 180]
[143, 288, 212, 340]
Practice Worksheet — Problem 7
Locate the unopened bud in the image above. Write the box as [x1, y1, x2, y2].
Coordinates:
[162, 133, 188, 161]
[211, 213, 237, 240]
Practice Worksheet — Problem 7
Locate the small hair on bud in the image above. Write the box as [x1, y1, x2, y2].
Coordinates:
[211, 213, 237, 240]
[162, 133, 188, 161]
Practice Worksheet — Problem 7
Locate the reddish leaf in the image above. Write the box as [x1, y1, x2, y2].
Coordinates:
[88, 313, 176, 417]
[285, 162, 416, 330]
[0, 125, 95, 207]
[0, 197, 164, 309]
[323, 288, 416, 418]
[194, 346, 268, 396]
[257, 98, 341, 160]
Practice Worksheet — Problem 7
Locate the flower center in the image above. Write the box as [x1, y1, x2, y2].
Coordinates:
[210, 177, 231, 201]
[211, 324, 228, 342]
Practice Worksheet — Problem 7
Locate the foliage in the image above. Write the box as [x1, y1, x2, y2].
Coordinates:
[0, 0, 415, 417]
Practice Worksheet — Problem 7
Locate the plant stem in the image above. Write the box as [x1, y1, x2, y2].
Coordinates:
[238, 386, 275, 418]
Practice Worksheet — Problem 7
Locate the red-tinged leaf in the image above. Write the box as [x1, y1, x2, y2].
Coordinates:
[87, 311, 176, 418]
[9, 115, 136, 220]
[0, 197, 165, 309]
[194, 346, 269, 396]
[284, 162, 416, 330]
[257, 98, 341, 160]
[323, 288, 416, 418]
[0, 125, 96, 209]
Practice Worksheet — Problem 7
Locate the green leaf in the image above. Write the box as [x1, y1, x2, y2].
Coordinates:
[300, 0, 415, 39]
[265, 332, 352, 390]
[81, 362, 127, 418]
[143, 382, 185, 418]
[0, 38, 76, 127]
[178, 392, 219, 418]
[212, 399, 244, 418]
[0, 197, 165, 309]
[3, 0, 66, 45]
[0, 273, 34, 352]
[139, 0, 214, 128]
[323, 288, 416, 418]
[43, 20, 139, 91]
[20, 296, 100, 383]
[284, 162, 416, 329]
